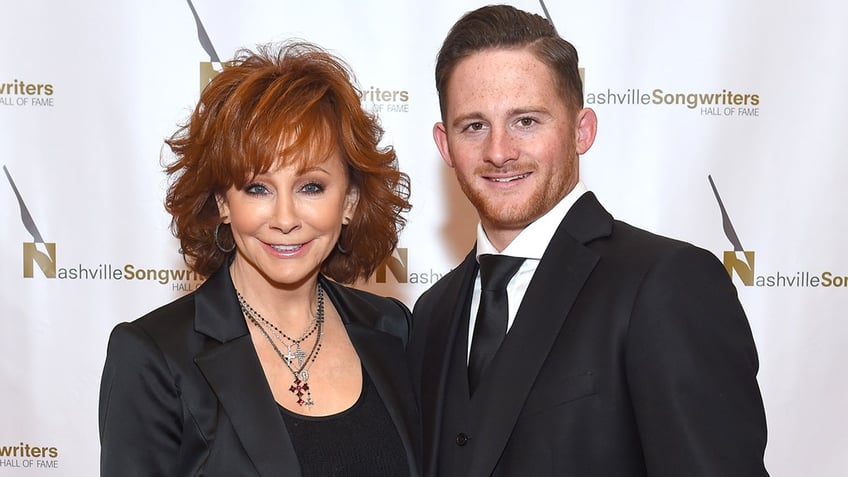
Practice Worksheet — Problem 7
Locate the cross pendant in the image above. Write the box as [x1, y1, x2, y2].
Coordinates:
[293, 344, 307, 367]
[283, 345, 296, 365]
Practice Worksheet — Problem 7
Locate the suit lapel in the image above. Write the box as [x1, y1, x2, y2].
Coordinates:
[323, 278, 421, 477]
[467, 193, 612, 476]
[192, 267, 300, 476]
[419, 252, 478, 473]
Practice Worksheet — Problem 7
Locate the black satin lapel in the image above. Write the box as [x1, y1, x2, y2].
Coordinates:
[195, 336, 301, 477]
[467, 233, 599, 476]
[193, 265, 248, 342]
[320, 277, 376, 327]
[348, 324, 421, 477]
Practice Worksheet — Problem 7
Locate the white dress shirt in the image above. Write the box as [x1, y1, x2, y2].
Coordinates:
[468, 182, 589, 359]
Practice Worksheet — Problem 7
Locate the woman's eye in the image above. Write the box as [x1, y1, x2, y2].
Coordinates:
[301, 182, 325, 194]
[244, 183, 269, 195]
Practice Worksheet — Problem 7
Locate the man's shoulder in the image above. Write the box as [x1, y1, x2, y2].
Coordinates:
[611, 219, 694, 248]
[601, 219, 725, 275]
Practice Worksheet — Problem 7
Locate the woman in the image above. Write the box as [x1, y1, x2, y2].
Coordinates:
[99, 41, 417, 476]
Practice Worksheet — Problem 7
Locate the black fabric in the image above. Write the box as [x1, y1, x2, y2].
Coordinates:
[99, 266, 421, 476]
[467, 254, 524, 394]
[280, 368, 409, 477]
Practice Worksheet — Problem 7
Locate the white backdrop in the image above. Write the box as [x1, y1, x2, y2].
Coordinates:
[1, 0, 846, 475]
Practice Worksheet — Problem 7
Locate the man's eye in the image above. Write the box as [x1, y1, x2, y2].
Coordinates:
[464, 122, 484, 131]
[518, 117, 535, 127]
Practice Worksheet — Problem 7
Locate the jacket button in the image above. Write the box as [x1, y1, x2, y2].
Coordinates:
[456, 433, 470, 446]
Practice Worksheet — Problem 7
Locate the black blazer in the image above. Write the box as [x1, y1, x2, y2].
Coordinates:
[409, 193, 768, 477]
[100, 266, 421, 476]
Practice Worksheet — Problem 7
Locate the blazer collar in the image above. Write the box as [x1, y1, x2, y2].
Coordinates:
[320, 275, 376, 327]
[192, 266, 300, 476]
[561, 192, 614, 244]
[193, 264, 248, 342]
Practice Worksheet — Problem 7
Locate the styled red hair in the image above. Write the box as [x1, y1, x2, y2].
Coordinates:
[164, 41, 410, 282]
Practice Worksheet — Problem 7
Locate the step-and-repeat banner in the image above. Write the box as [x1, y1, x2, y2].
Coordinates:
[2, 0, 845, 475]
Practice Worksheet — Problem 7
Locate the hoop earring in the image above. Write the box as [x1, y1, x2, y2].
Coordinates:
[214, 222, 236, 253]
[335, 229, 350, 255]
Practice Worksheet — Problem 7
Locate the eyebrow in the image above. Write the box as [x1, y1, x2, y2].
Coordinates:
[296, 165, 331, 176]
[450, 106, 551, 128]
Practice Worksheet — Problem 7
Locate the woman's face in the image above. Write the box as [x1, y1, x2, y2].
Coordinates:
[218, 149, 358, 290]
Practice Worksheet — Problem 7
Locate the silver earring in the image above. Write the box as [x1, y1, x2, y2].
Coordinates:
[336, 229, 349, 254]
[214, 222, 236, 253]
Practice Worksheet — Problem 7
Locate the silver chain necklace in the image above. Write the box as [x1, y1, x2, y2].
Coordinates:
[237, 284, 325, 408]
[240, 294, 319, 368]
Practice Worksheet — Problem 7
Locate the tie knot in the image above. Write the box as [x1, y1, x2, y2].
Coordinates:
[478, 255, 524, 291]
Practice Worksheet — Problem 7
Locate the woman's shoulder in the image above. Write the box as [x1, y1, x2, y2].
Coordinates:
[107, 292, 199, 351]
[322, 278, 412, 345]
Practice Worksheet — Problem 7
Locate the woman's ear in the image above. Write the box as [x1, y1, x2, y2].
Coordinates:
[342, 186, 360, 224]
[216, 193, 231, 223]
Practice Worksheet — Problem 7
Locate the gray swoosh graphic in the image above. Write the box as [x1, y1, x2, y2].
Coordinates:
[708, 175, 744, 251]
[539, 0, 555, 31]
[187, 0, 220, 63]
[3, 165, 44, 243]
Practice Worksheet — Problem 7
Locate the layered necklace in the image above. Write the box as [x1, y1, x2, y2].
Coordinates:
[237, 284, 325, 408]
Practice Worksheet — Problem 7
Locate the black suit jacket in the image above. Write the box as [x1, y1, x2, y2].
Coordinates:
[409, 193, 768, 477]
[100, 266, 421, 476]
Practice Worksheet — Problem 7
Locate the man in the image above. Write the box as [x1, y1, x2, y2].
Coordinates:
[408, 5, 769, 477]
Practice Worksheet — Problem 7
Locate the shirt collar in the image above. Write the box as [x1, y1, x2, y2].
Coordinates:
[476, 181, 588, 261]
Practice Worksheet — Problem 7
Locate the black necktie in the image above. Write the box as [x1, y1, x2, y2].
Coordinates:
[468, 254, 525, 395]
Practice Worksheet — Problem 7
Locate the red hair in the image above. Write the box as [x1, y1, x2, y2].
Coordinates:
[164, 41, 410, 282]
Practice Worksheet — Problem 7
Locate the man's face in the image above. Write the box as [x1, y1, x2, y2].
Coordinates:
[433, 48, 595, 250]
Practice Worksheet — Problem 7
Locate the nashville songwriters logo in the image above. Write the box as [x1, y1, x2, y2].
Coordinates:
[0, 79, 55, 108]
[4, 165, 202, 290]
[0, 442, 59, 470]
[586, 88, 760, 117]
[709, 175, 845, 288]
[4, 165, 55, 278]
[374, 248, 445, 285]
[187, 0, 223, 90]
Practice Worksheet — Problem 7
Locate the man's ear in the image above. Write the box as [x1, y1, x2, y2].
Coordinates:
[433, 122, 455, 167]
[215, 193, 231, 224]
[575, 108, 598, 155]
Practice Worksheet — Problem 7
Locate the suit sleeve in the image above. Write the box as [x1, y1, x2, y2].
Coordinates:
[99, 322, 183, 476]
[625, 246, 768, 477]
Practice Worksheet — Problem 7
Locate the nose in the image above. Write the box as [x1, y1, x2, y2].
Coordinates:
[483, 127, 517, 167]
[269, 193, 301, 234]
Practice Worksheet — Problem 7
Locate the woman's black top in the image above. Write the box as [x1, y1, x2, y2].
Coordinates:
[279, 367, 409, 476]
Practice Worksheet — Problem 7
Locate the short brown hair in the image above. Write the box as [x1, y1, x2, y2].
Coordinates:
[435, 4, 583, 120]
[164, 41, 410, 283]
